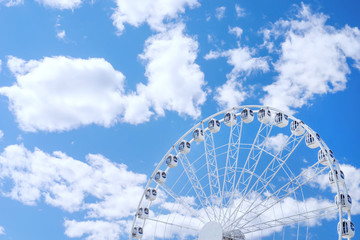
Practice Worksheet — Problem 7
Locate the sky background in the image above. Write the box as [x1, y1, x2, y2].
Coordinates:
[0, 0, 359, 239]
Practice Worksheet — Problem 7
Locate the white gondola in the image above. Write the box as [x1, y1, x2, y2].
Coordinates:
[290, 120, 305, 136]
[305, 132, 321, 149]
[224, 112, 237, 127]
[208, 118, 221, 133]
[318, 149, 336, 166]
[137, 207, 149, 219]
[257, 108, 271, 124]
[145, 188, 157, 201]
[335, 193, 352, 211]
[179, 140, 191, 154]
[193, 128, 205, 142]
[329, 169, 345, 185]
[132, 226, 143, 239]
[338, 220, 355, 238]
[275, 112, 289, 128]
[155, 170, 166, 184]
[166, 154, 178, 168]
[240, 108, 254, 123]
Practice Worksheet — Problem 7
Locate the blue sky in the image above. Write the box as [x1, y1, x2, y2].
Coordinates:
[0, 0, 359, 239]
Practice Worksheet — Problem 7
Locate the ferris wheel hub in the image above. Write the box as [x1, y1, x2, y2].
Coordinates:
[199, 221, 223, 240]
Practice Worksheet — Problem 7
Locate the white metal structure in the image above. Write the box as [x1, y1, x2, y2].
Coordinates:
[130, 105, 353, 240]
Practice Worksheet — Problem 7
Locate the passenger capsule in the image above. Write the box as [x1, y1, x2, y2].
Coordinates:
[335, 194, 352, 211]
[154, 170, 166, 184]
[145, 188, 157, 201]
[257, 108, 271, 124]
[240, 108, 254, 123]
[329, 169, 345, 185]
[224, 112, 237, 127]
[290, 120, 305, 136]
[193, 128, 205, 142]
[338, 220, 355, 238]
[166, 154, 178, 168]
[179, 140, 191, 154]
[305, 132, 321, 149]
[132, 226, 143, 239]
[318, 149, 336, 166]
[137, 207, 149, 219]
[275, 112, 289, 128]
[208, 118, 220, 133]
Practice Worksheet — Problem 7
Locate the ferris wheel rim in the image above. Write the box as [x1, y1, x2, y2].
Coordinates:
[130, 105, 352, 240]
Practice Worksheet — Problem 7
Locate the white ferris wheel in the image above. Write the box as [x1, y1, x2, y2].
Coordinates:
[130, 105, 355, 240]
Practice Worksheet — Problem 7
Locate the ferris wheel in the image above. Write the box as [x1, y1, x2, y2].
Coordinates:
[130, 105, 355, 240]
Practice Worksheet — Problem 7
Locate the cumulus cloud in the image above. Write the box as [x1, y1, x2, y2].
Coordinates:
[264, 133, 288, 153]
[205, 46, 269, 108]
[1, 24, 206, 131]
[56, 30, 66, 39]
[215, 6, 226, 20]
[64, 220, 124, 240]
[128, 23, 207, 122]
[34, 0, 82, 9]
[0, 144, 147, 238]
[111, 0, 200, 35]
[261, 4, 360, 113]
[0, 56, 126, 132]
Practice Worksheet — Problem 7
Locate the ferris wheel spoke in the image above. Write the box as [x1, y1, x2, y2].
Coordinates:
[226, 122, 274, 225]
[177, 153, 215, 221]
[233, 161, 330, 231]
[220, 120, 243, 223]
[145, 216, 200, 232]
[203, 126, 222, 221]
[232, 205, 338, 235]
[223, 132, 304, 231]
[158, 183, 207, 223]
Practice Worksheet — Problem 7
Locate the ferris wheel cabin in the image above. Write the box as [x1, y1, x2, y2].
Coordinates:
[329, 169, 345, 185]
[208, 118, 221, 133]
[224, 112, 237, 127]
[290, 120, 305, 136]
[240, 108, 254, 123]
[132, 226, 143, 239]
[305, 132, 321, 149]
[179, 140, 191, 154]
[166, 154, 178, 168]
[318, 149, 336, 166]
[338, 220, 355, 238]
[335, 193, 352, 211]
[275, 112, 289, 128]
[145, 188, 157, 201]
[137, 207, 149, 219]
[257, 108, 271, 124]
[193, 128, 205, 142]
[155, 170, 167, 184]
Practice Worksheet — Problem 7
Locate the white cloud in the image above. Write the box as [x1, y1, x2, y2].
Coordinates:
[0, 0, 23, 6]
[0, 144, 147, 218]
[0, 130, 4, 140]
[56, 30, 66, 39]
[235, 4, 245, 18]
[261, 4, 360, 113]
[310, 163, 360, 215]
[34, 0, 82, 9]
[64, 220, 124, 240]
[205, 46, 269, 108]
[229, 26, 243, 38]
[215, 6, 226, 20]
[132, 23, 207, 121]
[264, 133, 288, 153]
[1, 56, 126, 132]
[1, 26, 206, 131]
[111, 0, 200, 35]
[0, 226, 4, 235]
